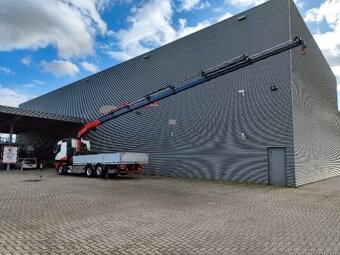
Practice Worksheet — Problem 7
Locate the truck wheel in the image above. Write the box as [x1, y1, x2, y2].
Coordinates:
[95, 165, 104, 178]
[57, 165, 65, 175]
[85, 165, 93, 177]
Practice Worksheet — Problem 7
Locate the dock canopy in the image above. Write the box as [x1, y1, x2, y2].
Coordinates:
[0, 105, 84, 134]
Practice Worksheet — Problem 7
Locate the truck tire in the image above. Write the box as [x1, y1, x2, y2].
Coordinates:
[95, 164, 104, 178]
[85, 165, 94, 177]
[57, 165, 65, 175]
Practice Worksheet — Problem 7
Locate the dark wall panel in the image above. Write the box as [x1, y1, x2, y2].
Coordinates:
[21, 0, 295, 185]
[290, 1, 340, 186]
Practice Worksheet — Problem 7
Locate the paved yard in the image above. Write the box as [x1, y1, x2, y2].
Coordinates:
[0, 169, 339, 255]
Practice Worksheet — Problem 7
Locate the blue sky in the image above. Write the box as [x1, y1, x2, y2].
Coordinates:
[0, 0, 339, 108]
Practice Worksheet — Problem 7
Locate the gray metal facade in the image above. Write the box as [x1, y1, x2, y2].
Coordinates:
[289, 2, 340, 186]
[20, 0, 340, 186]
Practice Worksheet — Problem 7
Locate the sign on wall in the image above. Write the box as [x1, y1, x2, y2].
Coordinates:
[3, 146, 18, 164]
[100, 105, 118, 115]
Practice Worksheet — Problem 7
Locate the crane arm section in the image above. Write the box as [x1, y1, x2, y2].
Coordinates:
[77, 36, 306, 139]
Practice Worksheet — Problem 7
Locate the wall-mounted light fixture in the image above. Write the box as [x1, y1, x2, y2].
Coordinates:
[143, 55, 150, 59]
[238, 15, 247, 21]
[238, 89, 246, 96]
[270, 85, 278, 91]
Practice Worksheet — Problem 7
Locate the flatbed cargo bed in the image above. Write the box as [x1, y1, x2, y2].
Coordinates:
[73, 152, 149, 165]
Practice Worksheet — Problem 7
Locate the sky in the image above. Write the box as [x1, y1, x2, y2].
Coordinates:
[0, 0, 339, 109]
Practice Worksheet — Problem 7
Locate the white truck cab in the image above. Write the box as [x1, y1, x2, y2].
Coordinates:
[54, 138, 90, 161]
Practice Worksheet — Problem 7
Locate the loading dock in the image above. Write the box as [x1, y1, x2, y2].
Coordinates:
[0, 105, 84, 167]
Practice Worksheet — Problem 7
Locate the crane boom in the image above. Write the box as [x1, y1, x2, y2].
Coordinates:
[77, 36, 306, 140]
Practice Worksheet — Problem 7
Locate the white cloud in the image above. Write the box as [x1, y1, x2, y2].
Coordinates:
[108, 0, 176, 61]
[0, 0, 108, 59]
[21, 56, 32, 66]
[179, 0, 210, 11]
[32, 79, 45, 85]
[332, 66, 340, 77]
[293, 0, 304, 9]
[177, 18, 211, 38]
[313, 30, 340, 62]
[304, 0, 340, 27]
[217, 12, 233, 22]
[0, 85, 29, 107]
[226, 0, 267, 7]
[107, 0, 222, 61]
[41, 60, 79, 77]
[80, 61, 99, 73]
[21, 79, 46, 88]
[0, 66, 14, 75]
[213, 7, 224, 12]
[332, 66, 340, 94]
[303, 0, 340, 104]
[22, 84, 35, 88]
[226, 0, 300, 9]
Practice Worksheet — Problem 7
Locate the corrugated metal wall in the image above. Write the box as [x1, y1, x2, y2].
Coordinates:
[21, 0, 297, 185]
[290, 1, 340, 186]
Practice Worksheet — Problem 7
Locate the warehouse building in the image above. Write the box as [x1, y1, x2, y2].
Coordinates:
[19, 0, 340, 186]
